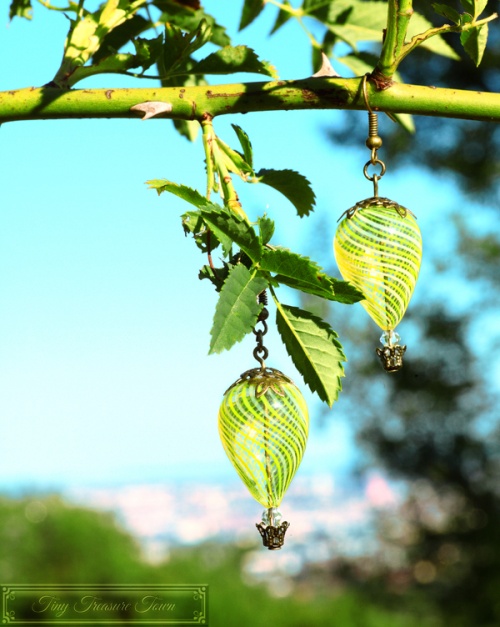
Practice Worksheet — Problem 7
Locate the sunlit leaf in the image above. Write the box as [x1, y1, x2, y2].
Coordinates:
[133, 34, 164, 71]
[303, 0, 354, 25]
[209, 264, 267, 353]
[232, 124, 254, 170]
[52, 0, 146, 87]
[432, 3, 461, 24]
[473, 0, 489, 19]
[154, 0, 230, 46]
[260, 248, 364, 303]
[255, 169, 316, 217]
[215, 137, 253, 179]
[147, 180, 209, 207]
[92, 15, 151, 63]
[461, 23, 489, 66]
[258, 216, 275, 246]
[181, 210, 219, 253]
[274, 301, 346, 407]
[193, 45, 278, 78]
[199, 263, 230, 291]
[201, 207, 263, 262]
[324, 1, 387, 48]
[163, 19, 211, 75]
[9, 0, 32, 20]
[460, 0, 487, 19]
[337, 51, 378, 76]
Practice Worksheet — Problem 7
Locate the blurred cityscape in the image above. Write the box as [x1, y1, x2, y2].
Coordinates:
[66, 473, 400, 585]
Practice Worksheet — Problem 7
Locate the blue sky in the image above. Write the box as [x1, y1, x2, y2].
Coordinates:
[0, 1, 483, 491]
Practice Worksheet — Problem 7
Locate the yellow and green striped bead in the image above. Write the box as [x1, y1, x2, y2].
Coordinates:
[218, 368, 309, 509]
[334, 199, 422, 331]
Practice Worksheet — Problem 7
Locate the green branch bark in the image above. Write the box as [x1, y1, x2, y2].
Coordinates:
[2, 78, 500, 124]
[374, 0, 414, 85]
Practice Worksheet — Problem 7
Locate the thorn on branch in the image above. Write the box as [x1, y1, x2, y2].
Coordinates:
[312, 52, 340, 78]
[130, 101, 173, 120]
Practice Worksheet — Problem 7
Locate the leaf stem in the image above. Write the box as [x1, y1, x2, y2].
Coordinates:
[401, 13, 497, 61]
[201, 118, 215, 200]
[374, 0, 414, 85]
[200, 117, 248, 221]
[374, 1, 498, 84]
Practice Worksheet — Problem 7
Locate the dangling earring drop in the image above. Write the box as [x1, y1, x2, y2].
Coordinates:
[334, 75, 423, 372]
[217, 291, 309, 549]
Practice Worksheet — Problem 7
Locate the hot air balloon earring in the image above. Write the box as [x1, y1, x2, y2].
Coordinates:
[334, 75, 423, 372]
[218, 291, 309, 549]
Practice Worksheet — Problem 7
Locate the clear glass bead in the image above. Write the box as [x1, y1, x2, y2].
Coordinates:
[261, 507, 282, 526]
[380, 330, 401, 347]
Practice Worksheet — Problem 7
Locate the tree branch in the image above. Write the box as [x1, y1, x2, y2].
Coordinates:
[2, 78, 500, 125]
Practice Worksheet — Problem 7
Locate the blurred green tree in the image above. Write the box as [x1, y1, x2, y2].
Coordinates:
[0, 494, 442, 626]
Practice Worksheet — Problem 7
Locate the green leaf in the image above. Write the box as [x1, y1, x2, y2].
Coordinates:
[432, 3, 461, 24]
[324, 1, 388, 48]
[337, 51, 378, 76]
[303, 0, 354, 25]
[255, 169, 316, 218]
[231, 124, 254, 170]
[239, 0, 265, 30]
[326, 277, 366, 304]
[133, 34, 164, 71]
[200, 212, 234, 256]
[173, 118, 200, 142]
[258, 216, 275, 246]
[460, 0, 475, 14]
[460, 12, 474, 26]
[146, 180, 209, 207]
[162, 18, 212, 75]
[146, 183, 232, 253]
[182, 210, 223, 254]
[215, 137, 254, 179]
[408, 13, 461, 60]
[209, 264, 267, 353]
[9, 0, 32, 20]
[154, 1, 230, 47]
[461, 23, 489, 66]
[199, 263, 230, 291]
[52, 0, 146, 87]
[260, 248, 364, 303]
[473, 0, 488, 19]
[389, 112, 416, 134]
[92, 15, 151, 63]
[270, 0, 293, 34]
[302, 0, 336, 12]
[201, 208, 263, 262]
[192, 45, 278, 78]
[274, 301, 346, 407]
[460, 0, 487, 18]
[63, 53, 139, 83]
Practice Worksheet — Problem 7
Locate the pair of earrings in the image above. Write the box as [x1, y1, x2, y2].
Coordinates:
[218, 76, 423, 549]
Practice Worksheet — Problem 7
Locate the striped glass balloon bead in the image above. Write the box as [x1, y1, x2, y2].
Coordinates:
[218, 367, 309, 549]
[334, 197, 422, 371]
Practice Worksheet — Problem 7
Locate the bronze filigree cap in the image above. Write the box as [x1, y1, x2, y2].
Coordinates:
[256, 521, 290, 550]
[256, 507, 290, 550]
[376, 344, 406, 372]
